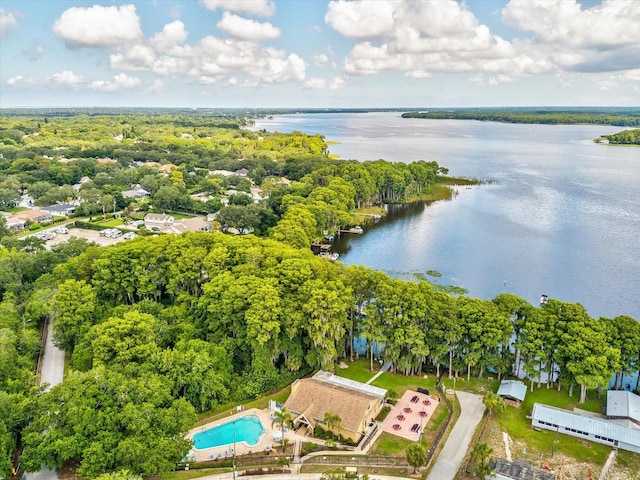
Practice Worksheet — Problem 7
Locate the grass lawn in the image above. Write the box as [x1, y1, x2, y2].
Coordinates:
[334, 358, 380, 383]
[5, 206, 27, 213]
[370, 370, 438, 397]
[156, 469, 231, 480]
[483, 383, 612, 468]
[91, 218, 124, 228]
[168, 212, 195, 220]
[368, 432, 415, 456]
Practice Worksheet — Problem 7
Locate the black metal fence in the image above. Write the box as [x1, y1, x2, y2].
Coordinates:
[304, 455, 408, 467]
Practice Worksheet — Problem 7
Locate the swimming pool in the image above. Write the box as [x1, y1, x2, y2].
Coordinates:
[192, 415, 266, 450]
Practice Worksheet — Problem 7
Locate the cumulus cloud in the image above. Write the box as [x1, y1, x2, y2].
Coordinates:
[330, 76, 346, 89]
[325, 0, 395, 39]
[189, 36, 307, 86]
[0, 8, 19, 37]
[503, 0, 640, 50]
[304, 77, 326, 89]
[23, 41, 45, 61]
[7, 75, 35, 86]
[201, 0, 275, 17]
[109, 44, 156, 71]
[150, 20, 189, 54]
[217, 12, 280, 41]
[328, 0, 525, 77]
[52, 4, 143, 47]
[325, 0, 640, 83]
[147, 79, 165, 93]
[7, 71, 84, 87]
[44, 70, 85, 87]
[90, 73, 141, 92]
[313, 54, 329, 66]
[502, 0, 640, 74]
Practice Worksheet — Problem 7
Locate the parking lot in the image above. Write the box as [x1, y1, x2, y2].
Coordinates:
[44, 227, 129, 248]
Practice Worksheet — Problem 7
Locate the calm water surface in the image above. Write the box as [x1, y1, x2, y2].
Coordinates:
[252, 113, 640, 319]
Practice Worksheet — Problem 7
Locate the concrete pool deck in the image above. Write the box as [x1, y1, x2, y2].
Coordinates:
[186, 408, 299, 462]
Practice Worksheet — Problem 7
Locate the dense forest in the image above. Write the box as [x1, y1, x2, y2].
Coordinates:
[401, 109, 640, 126]
[603, 128, 640, 145]
[1, 111, 639, 479]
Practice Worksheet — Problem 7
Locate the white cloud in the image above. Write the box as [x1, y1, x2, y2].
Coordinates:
[304, 77, 326, 89]
[23, 41, 45, 60]
[109, 45, 156, 71]
[330, 76, 346, 89]
[502, 0, 640, 50]
[7, 71, 84, 88]
[44, 70, 85, 87]
[90, 73, 141, 92]
[201, 0, 275, 17]
[313, 54, 329, 66]
[216, 12, 280, 41]
[7, 75, 35, 86]
[147, 79, 165, 93]
[0, 8, 19, 37]
[325, 0, 395, 40]
[52, 4, 143, 47]
[190, 36, 307, 85]
[150, 20, 188, 54]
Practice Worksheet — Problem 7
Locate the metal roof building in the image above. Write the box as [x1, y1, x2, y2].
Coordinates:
[606, 390, 640, 426]
[531, 403, 640, 453]
[497, 380, 528, 403]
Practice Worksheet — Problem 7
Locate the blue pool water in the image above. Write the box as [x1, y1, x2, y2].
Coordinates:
[193, 415, 266, 450]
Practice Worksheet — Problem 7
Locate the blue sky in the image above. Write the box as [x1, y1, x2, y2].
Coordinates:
[1, 0, 639, 108]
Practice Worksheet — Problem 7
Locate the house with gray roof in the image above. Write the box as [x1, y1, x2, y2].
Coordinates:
[607, 390, 640, 427]
[497, 380, 527, 406]
[531, 403, 640, 453]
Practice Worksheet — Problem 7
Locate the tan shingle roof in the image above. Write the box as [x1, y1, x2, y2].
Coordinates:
[284, 378, 380, 433]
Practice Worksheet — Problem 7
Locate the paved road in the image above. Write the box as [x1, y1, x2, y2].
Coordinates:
[25, 321, 65, 480]
[40, 321, 65, 391]
[426, 391, 485, 480]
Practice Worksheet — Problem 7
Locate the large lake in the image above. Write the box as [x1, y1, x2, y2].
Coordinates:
[252, 112, 640, 320]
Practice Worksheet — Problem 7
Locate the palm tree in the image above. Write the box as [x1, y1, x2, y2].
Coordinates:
[272, 407, 293, 430]
[483, 392, 506, 416]
[323, 411, 342, 436]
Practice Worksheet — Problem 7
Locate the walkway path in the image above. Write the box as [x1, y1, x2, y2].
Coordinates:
[366, 361, 393, 385]
[426, 391, 485, 480]
[26, 320, 65, 480]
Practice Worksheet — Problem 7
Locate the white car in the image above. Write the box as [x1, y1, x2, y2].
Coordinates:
[122, 232, 137, 240]
[56, 226, 69, 234]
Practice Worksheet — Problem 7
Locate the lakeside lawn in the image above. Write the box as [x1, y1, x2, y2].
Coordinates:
[487, 383, 611, 466]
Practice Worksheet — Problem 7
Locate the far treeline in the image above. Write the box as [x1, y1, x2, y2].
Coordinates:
[401, 109, 640, 127]
[1, 111, 639, 479]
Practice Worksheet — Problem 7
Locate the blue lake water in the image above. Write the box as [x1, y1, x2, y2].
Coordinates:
[192, 415, 265, 450]
[252, 113, 640, 320]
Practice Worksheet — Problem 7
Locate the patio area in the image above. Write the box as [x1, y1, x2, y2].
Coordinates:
[380, 390, 440, 442]
[185, 408, 297, 463]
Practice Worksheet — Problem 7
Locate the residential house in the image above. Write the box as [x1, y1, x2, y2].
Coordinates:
[496, 380, 527, 407]
[122, 185, 151, 200]
[234, 168, 249, 177]
[144, 213, 175, 226]
[13, 209, 54, 223]
[531, 403, 640, 453]
[284, 371, 387, 443]
[41, 203, 76, 216]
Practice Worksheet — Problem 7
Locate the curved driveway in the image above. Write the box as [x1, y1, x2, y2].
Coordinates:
[426, 391, 485, 480]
